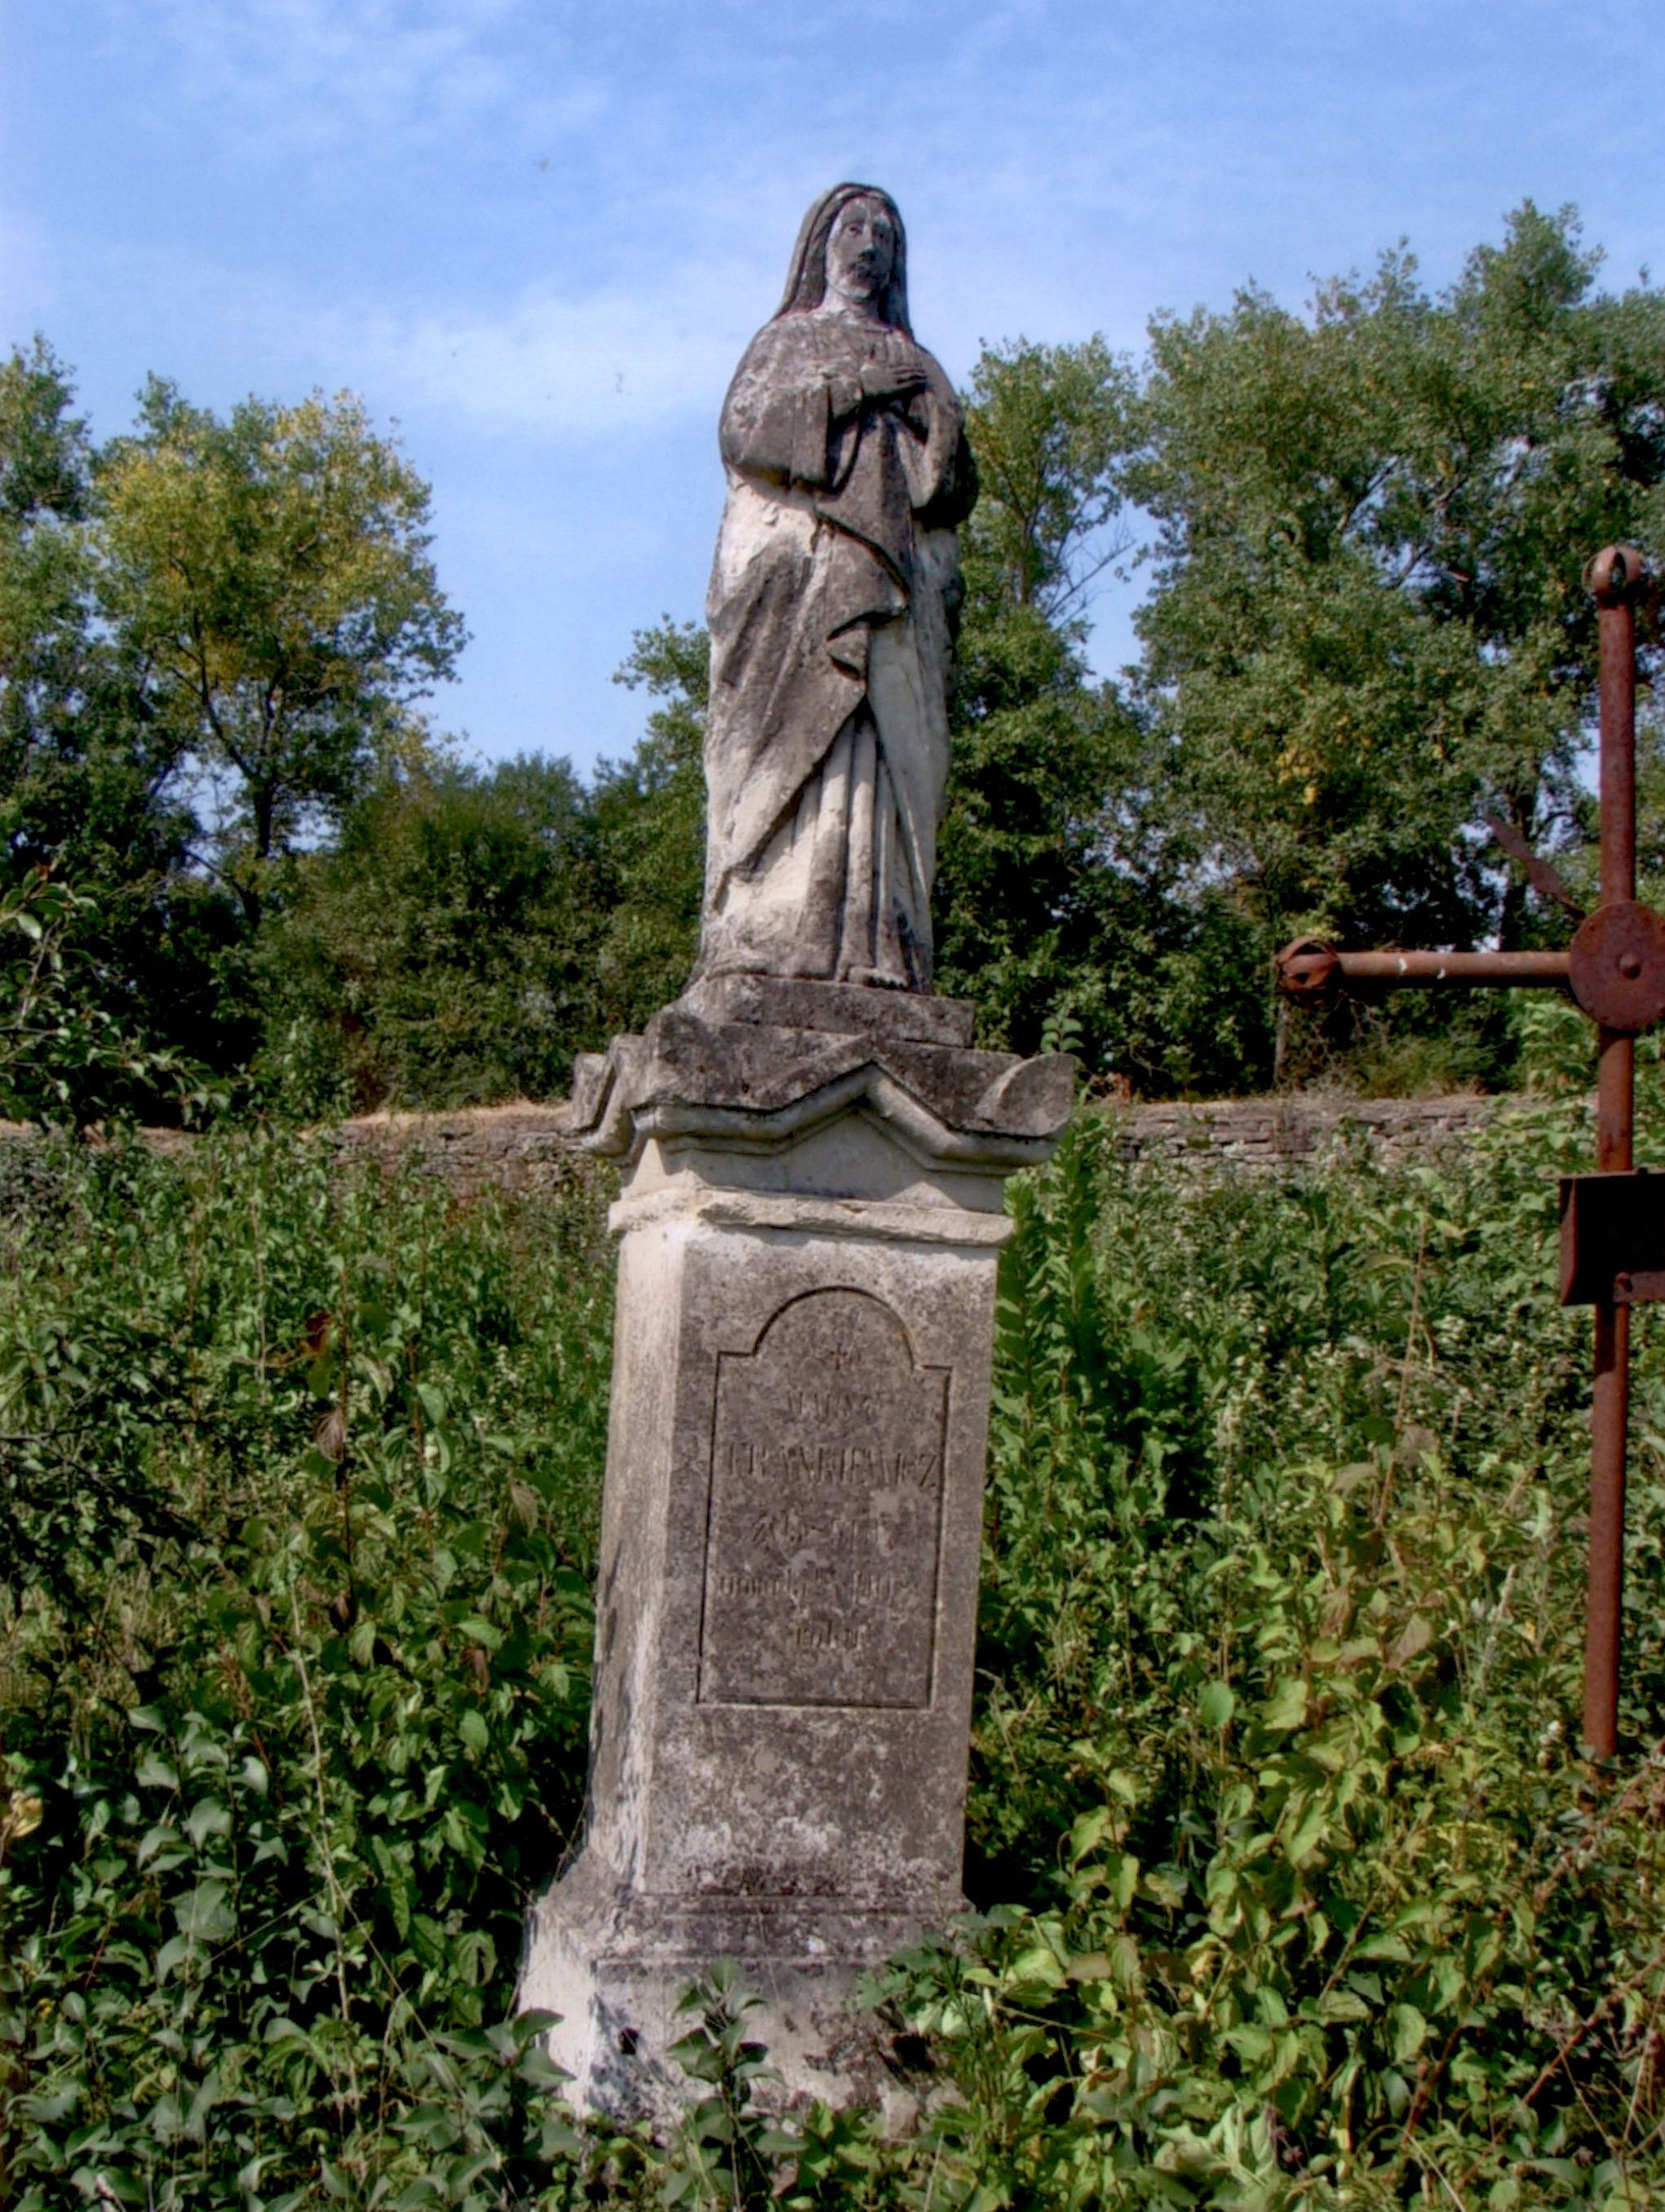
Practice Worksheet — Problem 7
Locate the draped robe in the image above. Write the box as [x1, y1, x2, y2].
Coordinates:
[696, 306, 976, 990]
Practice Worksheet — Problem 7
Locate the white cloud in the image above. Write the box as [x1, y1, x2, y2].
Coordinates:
[353, 262, 757, 435]
[91, 0, 560, 153]
[63, 233, 766, 441]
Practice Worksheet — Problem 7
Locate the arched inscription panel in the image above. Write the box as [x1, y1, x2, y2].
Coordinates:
[697, 1288, 949, 1708]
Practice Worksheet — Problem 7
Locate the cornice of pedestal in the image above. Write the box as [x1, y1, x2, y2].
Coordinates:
[569, 978, 1075, 1177]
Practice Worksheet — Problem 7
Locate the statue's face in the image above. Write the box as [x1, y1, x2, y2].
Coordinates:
[824, 197, 896, 310]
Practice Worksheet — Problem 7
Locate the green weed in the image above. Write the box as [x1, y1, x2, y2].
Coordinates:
[7, 1080, 1665, 2205]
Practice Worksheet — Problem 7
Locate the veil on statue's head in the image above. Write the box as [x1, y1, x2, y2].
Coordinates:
[776, 184, 911, 333]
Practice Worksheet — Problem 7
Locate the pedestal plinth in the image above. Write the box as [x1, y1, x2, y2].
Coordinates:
[519, 978, 1071, 2121]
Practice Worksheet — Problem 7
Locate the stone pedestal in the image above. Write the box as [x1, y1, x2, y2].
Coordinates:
[520, 979, 1070, 2121]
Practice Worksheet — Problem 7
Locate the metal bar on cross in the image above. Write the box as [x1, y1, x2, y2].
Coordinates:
[1275, 545, 1663, 1762]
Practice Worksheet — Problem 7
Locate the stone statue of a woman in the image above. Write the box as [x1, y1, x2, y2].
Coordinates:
[695, 184, 976, 992]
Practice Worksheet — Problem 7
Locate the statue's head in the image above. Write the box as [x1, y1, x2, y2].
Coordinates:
[777, 184, 910, 332]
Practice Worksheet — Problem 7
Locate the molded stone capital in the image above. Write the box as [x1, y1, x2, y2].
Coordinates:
[569, 981, 1074, 1178]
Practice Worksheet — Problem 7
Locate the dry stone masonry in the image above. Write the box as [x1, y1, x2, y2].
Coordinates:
[1113, 1090, 1501, 1170]
[0, 1090, 1507, 1199]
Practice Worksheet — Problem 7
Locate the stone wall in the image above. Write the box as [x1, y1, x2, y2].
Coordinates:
[1113, 1090, 1504, 1171]
[0, 1101, 585, 1202]
[314, 1102, 582, 1197]
[0, 1091, 1512, 1192]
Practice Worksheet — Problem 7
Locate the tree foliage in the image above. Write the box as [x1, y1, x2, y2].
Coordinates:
[1134, 203, 1665, 969]
[587, 618, 708, 1031]
[936, 335, 1274, 1090]
[98, 383, 467, 923]
[0, 337, 93, 768]
[0, 870, 211, 1124]
[250, 623, 711, 1115]
[959, 335, 1136, 623]
[947, 200, 1665, 1094]
[0, 344, 236, 1106]
[0, 350, 470, 1107]
[251, 756, 610, 1113]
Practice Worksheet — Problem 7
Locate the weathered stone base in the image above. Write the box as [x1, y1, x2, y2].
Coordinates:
[520, 983, 1069, 2121]
[521, 1855, 933, 2125]
[519, 1184, 996, 2117]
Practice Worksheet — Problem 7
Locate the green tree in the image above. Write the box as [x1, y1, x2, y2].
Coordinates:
[957, 335, 1136, 621]
[588, 618, 707, 1030]
[97, 381, 467, 925]
[0, 337, 91, 770]
[934, 337, 1241, 1085]
[1133, 202, 1665, 1004]
[253, 755, 609, 1113]
[0, 342, 234, 1107]
[255, 624, 708, 1115]
[0, 869, 210, 1122]
[0, 342, 186, 900]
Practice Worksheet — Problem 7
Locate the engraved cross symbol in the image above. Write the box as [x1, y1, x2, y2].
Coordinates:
[1277, 547, 1661, 1761]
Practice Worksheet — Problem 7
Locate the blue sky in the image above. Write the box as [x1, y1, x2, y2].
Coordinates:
[5, 1, 1663, 774]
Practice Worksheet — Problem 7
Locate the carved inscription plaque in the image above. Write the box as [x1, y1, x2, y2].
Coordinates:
[697, 1288, 950, 1708]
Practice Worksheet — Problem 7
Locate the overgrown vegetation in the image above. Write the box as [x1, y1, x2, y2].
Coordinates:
[7, 1004, 1665, 2203]
[10, 188, 1665, 2207]
[0, 1128, 612, 2206]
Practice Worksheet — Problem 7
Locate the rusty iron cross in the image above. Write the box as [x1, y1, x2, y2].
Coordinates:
[1276, 546, 1663, 1762]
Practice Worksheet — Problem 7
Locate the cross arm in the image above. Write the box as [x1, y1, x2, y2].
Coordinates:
[1277, 904, 1665, 1035]
[1277, 941, 1570, 1003]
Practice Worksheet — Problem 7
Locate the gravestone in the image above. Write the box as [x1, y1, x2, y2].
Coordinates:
[518, 188, 1071, 2120]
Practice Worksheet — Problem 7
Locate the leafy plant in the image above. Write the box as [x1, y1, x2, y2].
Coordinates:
[0, 1128, 609, 2205]
[0, 866, 215, 1123]
[10, 1040, 1665, 2201]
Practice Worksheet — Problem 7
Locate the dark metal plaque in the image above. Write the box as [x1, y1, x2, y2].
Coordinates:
[1560, 1172, 1665, 1305]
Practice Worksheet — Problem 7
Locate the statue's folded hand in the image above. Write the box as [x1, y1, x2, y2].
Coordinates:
[858, 357, 928, 404]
